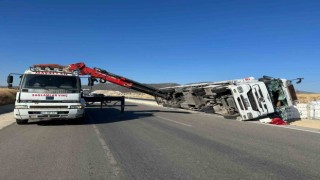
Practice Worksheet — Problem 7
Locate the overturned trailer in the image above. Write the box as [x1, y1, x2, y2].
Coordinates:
[155, 76, 299, 121]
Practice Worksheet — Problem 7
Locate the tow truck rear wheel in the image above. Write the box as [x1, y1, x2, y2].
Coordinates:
[16, 119, 28, 125]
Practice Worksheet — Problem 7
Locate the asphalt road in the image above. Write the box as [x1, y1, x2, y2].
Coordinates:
[0, 103, 319, 180]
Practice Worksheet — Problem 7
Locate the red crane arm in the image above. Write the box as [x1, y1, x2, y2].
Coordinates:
[67, 62, 169, 99]
[68, 62, 133, 88]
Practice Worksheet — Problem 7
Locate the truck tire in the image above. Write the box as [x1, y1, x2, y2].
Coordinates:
[16, 119, 28, 125]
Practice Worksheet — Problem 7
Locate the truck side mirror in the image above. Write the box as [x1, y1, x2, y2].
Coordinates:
[290, 77, 304, 84]
[296, 78, 304, 84]
[7, 75, 13, 88]
[7, 75, 13, 84]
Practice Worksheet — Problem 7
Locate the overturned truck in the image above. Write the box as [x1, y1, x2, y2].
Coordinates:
[156, 76, 299, 121]
[79, 65, 299, 121]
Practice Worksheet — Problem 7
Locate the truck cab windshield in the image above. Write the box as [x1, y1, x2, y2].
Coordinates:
[265, 80, 288, 107]
[21, 74, 80, 93]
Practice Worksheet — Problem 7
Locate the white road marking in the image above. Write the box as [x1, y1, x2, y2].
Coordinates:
[251, 121, 320, 134]
[89, 117, 121, 176]
[155, 116, 192, 127]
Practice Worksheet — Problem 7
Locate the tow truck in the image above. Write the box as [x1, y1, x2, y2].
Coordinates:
[8, 62, 300, 124]
[7, 64, 86, 124]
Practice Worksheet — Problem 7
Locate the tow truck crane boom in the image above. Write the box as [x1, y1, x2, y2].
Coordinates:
[67, 62, 169, 99]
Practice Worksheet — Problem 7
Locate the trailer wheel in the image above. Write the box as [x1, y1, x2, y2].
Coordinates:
[16, 119, 28, 125]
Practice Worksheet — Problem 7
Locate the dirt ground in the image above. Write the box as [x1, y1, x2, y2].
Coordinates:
[289, 119, 320, 129]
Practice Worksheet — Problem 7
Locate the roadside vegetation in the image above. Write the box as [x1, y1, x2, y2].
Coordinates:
[297, 94, 320, 103]
[0, 88, 17, 106]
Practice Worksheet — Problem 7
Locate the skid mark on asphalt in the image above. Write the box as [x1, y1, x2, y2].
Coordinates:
[155, 116, 192, 127]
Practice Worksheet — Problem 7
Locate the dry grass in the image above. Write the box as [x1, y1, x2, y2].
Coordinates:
[297, 94, 320, 103]
[0, 88, 17, 106]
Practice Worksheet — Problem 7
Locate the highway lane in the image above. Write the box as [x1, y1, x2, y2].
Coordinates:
[0, 102, 319, 179]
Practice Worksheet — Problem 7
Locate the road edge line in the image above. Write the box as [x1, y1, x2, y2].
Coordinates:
[88, 115, 122, 177]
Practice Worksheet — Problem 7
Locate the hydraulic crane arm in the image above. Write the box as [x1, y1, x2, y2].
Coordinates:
[67, 62, 169, 99]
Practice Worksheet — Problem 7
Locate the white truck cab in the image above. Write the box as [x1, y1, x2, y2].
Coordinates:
[8, 64, 85, 124]
[200, 78, 276, 120]
[229, 82, 275, 120]
[210, 77, 298, 120]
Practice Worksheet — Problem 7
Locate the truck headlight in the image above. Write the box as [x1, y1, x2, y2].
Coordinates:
[15, 105, 28, 109]
[70, 105, 84, 109]
[237, 86, 243, 93]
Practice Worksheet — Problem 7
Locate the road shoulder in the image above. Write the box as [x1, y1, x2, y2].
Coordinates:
[0, 112, 15, 130]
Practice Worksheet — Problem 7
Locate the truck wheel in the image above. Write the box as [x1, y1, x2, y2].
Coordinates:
[16, 119, 28, 125]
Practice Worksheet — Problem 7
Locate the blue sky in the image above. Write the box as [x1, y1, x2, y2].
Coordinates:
[1, 0, 319, 92]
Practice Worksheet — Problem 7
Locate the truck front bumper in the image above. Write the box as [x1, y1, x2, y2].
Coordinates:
[14, 108, 85, 120]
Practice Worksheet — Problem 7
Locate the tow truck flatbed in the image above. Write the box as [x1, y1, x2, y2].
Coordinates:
[83, 96, 125, 114]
